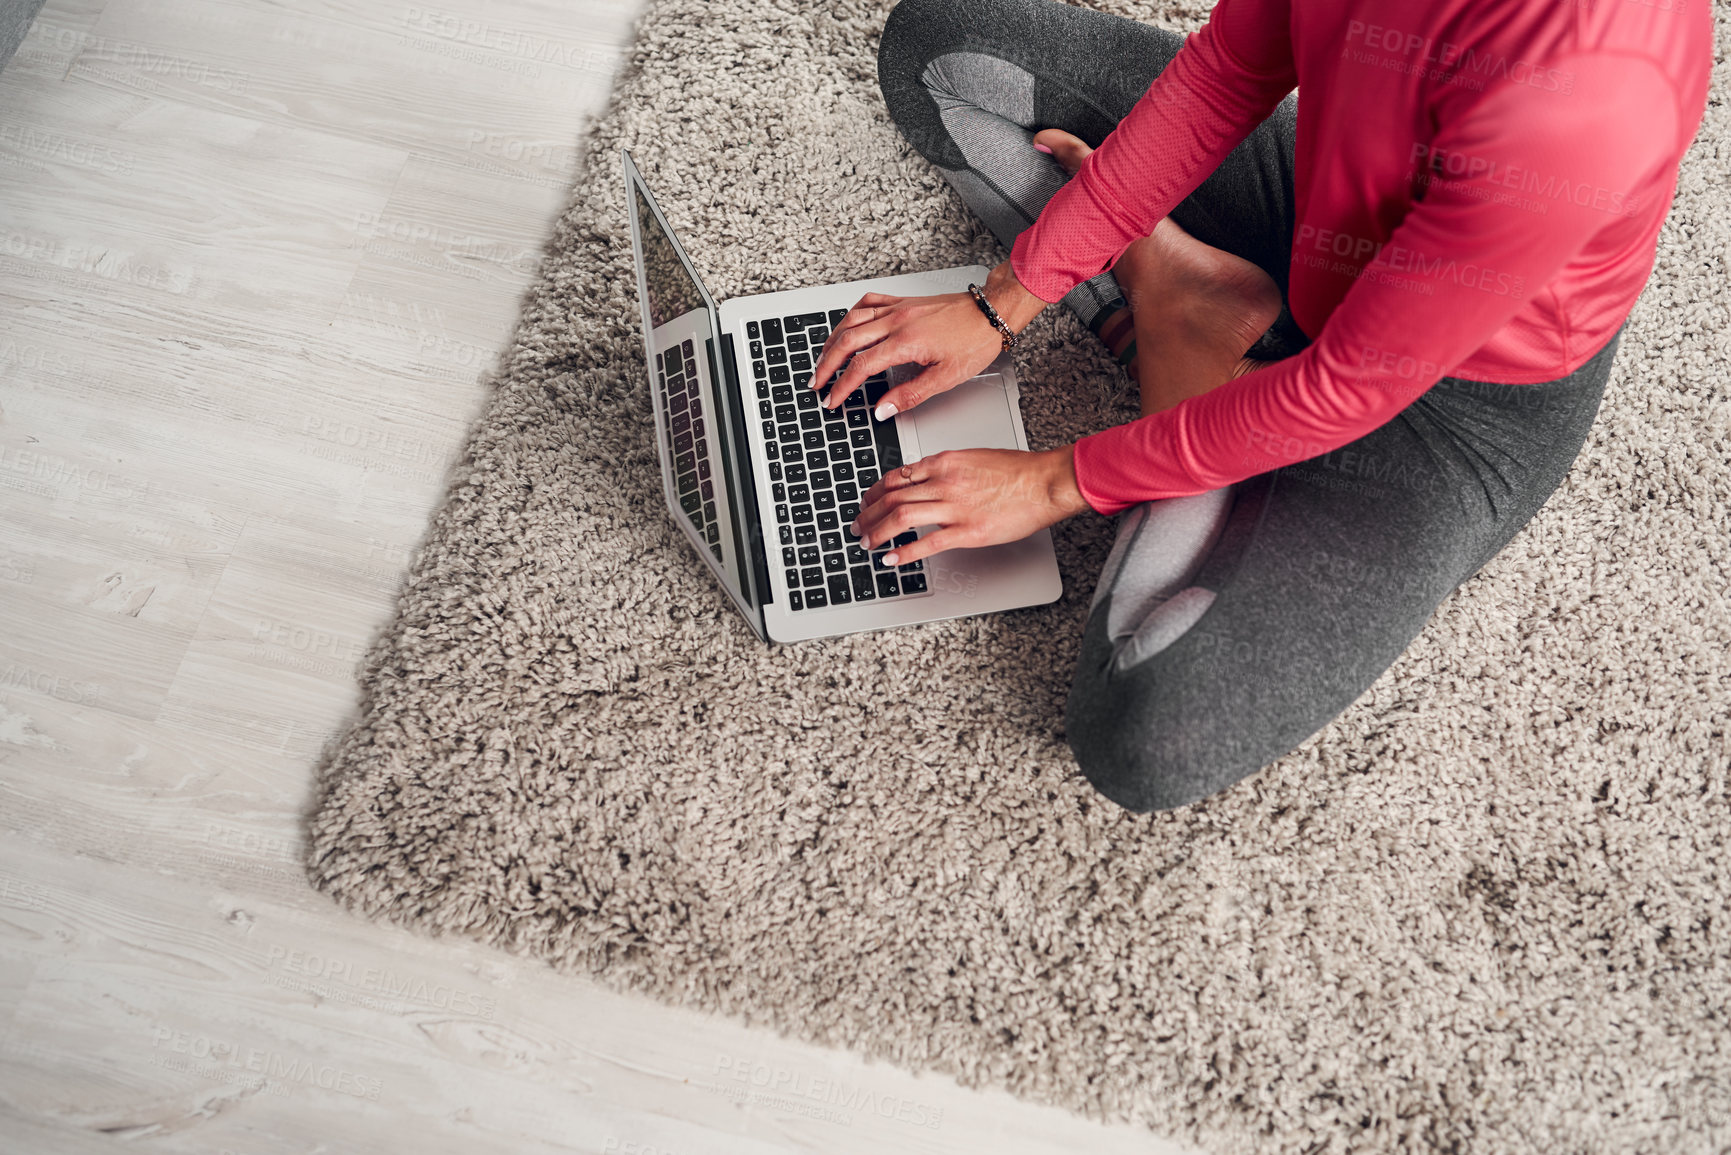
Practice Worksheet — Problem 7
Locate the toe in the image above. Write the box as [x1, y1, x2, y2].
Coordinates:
[1032, 128, 1091, 176]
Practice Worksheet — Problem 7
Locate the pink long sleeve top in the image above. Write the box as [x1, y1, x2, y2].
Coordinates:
[1010, 0, 1713, 515]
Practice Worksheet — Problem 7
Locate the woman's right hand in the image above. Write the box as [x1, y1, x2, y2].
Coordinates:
[808, 259, 1047, 420]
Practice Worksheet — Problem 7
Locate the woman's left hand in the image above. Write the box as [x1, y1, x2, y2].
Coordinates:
[851, 445, 1093, 563]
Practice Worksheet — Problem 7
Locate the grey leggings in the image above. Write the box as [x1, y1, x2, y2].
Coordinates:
[878, 0, 1623, 812]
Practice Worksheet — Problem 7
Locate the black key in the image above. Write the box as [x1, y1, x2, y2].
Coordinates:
[800, 566, 824, 586]
[784, 567, 800, 588]
[698, 459, 711, 480]
[767, 461, 781, 481]
[839, 502, 860, 525]
[794, 524, 816, 544]
[855, 449, 876, 468]
[808, 327, 828, 346]
[871, 550, 897, 570]
[671, 410, 691, 436]
[772, 384, 793, 403]
[782, 547, 797, 567]
[819, 531, 842, 553]
[756, 381, 769, 399]
[805, 588, 828, 609]
[831, 461, 854, 482]
[774, 404, 796, 423]
[828, 308, 846, 326]
[846, 544, 869, 565]
[845, 407, 868, 428]
[798, 545, 820, 565]
[769, 364, 791, 385]
[766, 440, 780, 461]
[679, 490, 701, 516]
[788, 484, 811, 504]
[780, 442, 800, 464]
[681, 338, 693, 357]
[849, 428, 873, 449]
[778, 423, 799, 445]
[693, 436, 707, 457]
[788, 589, 803, 611]
[901, 573, 927, 594]
[813, 491, 835, 511]
[790, 354, 811, 372]
[877, 571, 901, 598]
[747, 320, 759, 339]
[779, 525, 793, 545]
[772, 483, 785, 503]
[766, 346, 787, 366]
[795, 387, 818, 409]
[836, 482, 858, 503]
[808, 468, 831, 488]
[690, 417, 705, 439]
[816, 510, 839, 531]
[894, 531, 917, 547]
[827, 423, 849, 442]
[786, 333, 807, 353]
[822, 552, 846, 574]
[792, 504, 813, 523]
[673, 430, 693, 456]
[793, 372, 812, 389]
[802, 430, 825, 451]
[789, 312, 826, 330]
[875, 424, 903, 471]
[827, 573, 852, 605]
[758, 400, 773, 420]
[775, 503, 787, 523]
[750, 340, 763, 358]
[685, 358, 697, 378]
[851, 566, 877, 600]
[857, 469, 878, 490]
[899, 559, 924, 573]
[701, 500, 715, 522]
[829, 443, 853, 463]
[705, 523, 719, 545]
[783, 462, 807, 483]
[799, 411, 822, 431]
[676, 469, 697, 495]
[762, 318, 783, 344]
[699, 479, 713, 500]
[753, 360, 765, 378]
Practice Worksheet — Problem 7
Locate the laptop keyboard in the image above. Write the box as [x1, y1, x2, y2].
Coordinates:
[748, 308, 928, 612]
[657, 337, 722, 562]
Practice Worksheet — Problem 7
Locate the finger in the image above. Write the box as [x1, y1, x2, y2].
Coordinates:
[880, 524, 973, 568]
[873, 362, 956, 420]
[861, 501, 959, 554]
[855, 477, 947, 547]
[824, 337, 905, 410]
[860, 452, 954, 507]
[809, 320, 892, 399]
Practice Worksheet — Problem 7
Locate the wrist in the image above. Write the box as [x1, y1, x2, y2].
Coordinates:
[984, 259, 1046, 335]
[1038, 443, 1092, 520]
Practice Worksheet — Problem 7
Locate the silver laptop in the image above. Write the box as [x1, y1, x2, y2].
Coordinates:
[622, 148, 1062, 644]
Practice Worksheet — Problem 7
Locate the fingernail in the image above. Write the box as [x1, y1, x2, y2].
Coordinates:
[883, 552, 899, 566]
[1033, 142, 1053, 154]
[849, 518, 859, 534]
[875, 401, 897, 421]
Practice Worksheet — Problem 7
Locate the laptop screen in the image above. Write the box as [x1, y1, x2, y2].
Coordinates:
[623, 151, 767, 639]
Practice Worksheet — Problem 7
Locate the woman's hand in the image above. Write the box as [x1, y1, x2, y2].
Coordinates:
[851, 445, 1093, 564]
[809, 259, 1047, 418]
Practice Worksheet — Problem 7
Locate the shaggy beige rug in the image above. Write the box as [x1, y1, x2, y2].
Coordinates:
[309, 1, 1731, 1150]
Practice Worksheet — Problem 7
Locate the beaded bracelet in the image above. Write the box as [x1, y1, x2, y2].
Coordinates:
[967, 283, 1017, 352]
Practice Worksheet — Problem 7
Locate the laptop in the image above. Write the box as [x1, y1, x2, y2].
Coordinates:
[622, 148, 1062, 644]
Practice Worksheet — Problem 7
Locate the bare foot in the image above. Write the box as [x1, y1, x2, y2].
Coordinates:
[1033, 128, 1281, 416]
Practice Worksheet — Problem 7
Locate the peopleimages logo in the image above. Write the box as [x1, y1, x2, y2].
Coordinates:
[1342, 20, 1575, 95]
[1410, 144, 1643, 217]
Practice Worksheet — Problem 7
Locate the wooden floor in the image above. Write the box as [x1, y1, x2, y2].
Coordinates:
[0, 1, 1194, 1150]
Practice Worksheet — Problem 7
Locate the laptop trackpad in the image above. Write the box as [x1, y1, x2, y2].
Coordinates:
[904, 372, 1019, 453]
